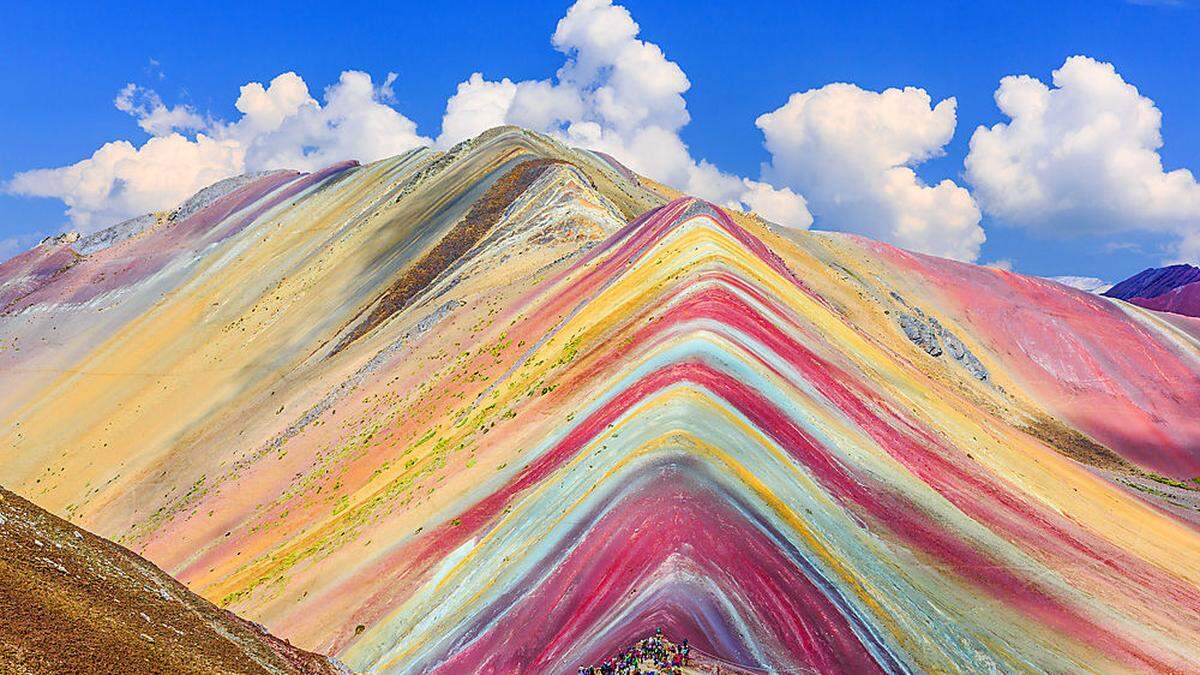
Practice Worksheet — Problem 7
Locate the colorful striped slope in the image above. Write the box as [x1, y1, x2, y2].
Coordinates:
[2, 127, 1199, 672]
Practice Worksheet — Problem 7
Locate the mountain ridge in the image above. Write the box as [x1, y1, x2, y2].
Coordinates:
[1, 127, 1199, 672]
[1104, 263, 1200, 302]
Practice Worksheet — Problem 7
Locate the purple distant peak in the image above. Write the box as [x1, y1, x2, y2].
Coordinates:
[1103, 264, 1200, 301]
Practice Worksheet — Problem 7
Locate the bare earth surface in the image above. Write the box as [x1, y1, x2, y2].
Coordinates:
[0, 486, 342, 675]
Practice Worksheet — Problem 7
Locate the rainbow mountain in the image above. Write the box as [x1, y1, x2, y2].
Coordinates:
[2, 127, 1199, 672]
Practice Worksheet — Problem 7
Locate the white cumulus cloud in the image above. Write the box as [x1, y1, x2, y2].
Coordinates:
[755, 83, 984, 261]
[12, 0, 1067, 261]
[7, 71, 428, 232]
[965, 55, 1200, 263]
[438, 74, 519, 145]
[435, 0, 813, 229]
[7, 135, 244, 231]
[235, 71, 429, 172]
[738, 179, 812, 229]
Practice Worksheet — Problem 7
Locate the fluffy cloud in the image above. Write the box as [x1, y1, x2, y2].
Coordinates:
[435, 0, 812, 229]
[7, 71, 428, 231]
[1175, 232, 1200, 264]
[756, 84, 984, 261]
[235, 71, 429, 172]
[438, 74, 519, 145]
[16, 0, 1025, 254]
[965, 55, 1200, 262]
[12, 0, 1035, 260]
[739, 179, 812, 229]
[10, 0, 813, 238]
[8, 135, 243, 231]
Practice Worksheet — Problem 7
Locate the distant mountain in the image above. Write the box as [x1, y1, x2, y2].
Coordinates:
[1046, 275, 1111, 294]
[0, 486, 341, 674]
[1133, 279, 1200, 318]
[1104, 263, 1200, 301]
[1103, 263, 1200, 318]
[1, 127, 1199, 672]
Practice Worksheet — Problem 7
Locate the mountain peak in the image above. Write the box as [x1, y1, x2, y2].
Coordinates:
[2, 126, 1199, 672]
[1104, 263, 1200, 301]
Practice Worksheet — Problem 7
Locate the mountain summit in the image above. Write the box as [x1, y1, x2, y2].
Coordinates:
[2, 127, 1199, 672]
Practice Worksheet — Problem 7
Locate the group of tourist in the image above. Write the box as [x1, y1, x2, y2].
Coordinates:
[579, 628, 692, 674]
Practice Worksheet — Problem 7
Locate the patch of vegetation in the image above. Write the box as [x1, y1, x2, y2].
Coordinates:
[1145, 472, 1199, 491]
[1021, 416, 1134, 473]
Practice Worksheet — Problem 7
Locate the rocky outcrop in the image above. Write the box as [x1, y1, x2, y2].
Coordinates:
[74, 213, 160, 255]
[899, 312, 942, 357]
[897, 306, 988, 380]
[939, 321, 989, 381]
[171, 171, 292, 225]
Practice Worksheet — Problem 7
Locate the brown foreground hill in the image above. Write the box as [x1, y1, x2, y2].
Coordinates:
[0, 486, 343, 675]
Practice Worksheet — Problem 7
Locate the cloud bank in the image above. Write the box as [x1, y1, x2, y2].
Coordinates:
[8, 71, 427, 230]
[7, 0, 815, 236]
[2, 0, 986, 260]
[965, 55, 1200, 262]
[756, 84, 984, 261]
[6, 3, 1196, 268]
[435, 0, 813, 230]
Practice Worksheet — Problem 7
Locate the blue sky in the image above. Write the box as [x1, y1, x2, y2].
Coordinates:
[1, 0, 1197, 284]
